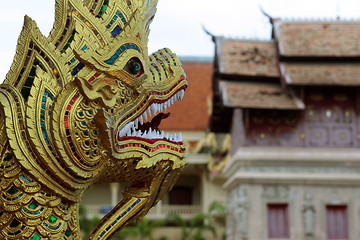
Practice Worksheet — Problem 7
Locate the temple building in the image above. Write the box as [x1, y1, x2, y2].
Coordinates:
[211, 18, 360, 240]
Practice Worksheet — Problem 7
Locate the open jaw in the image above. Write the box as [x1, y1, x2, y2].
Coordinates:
[115, 82, 187, 155]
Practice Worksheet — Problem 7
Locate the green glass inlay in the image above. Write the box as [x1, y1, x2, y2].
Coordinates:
[29, 66, 37, 77]
[31, 233, 41, 240]
[60, 30, 75, 53]
[4, 153, 13, 161]
[101, 6, 107, 11]
[29, 202, 38, 209]
[65, 230, 71, 237]
[49, 215, 57, 223]
[33, 59, 46, 72]
[21, 59, 46, 101]
[7, 186, 18, 195]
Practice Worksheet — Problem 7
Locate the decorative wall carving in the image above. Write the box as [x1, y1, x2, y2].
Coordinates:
[227, 186, 249, 240]
[302, 193, 315, 239]
[245, 87, 360, 148]
[262, 185, 289, 199]
[237, 166, 360, 174]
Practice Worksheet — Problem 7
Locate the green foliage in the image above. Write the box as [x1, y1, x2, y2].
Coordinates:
[79, 205, 101, 239]
[112, 218, 167, 240]
[208, 202, 226, 240]
[208, 201, 226, 226]
[79, 202, 226, 240]
[166, 210, 217, 240]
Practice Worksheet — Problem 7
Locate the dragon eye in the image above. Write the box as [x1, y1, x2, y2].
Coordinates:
[125, 58, 144, 77]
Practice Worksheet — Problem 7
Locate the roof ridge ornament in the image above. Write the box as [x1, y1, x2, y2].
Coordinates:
[259, 5, 274, 24]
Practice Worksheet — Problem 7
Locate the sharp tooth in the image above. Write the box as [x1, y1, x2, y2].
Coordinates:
[159, 103, 164, 112]
[147, 107, 152, 118]
[161, 131, 165, 138]
[157, 131, 160, 138]
[176, 92, 181, 101]
[119, 122, 135, 137]
[143, 111, 148, 121]
[180, 90, 185, 99]
[139, 115, 144, 125]
[170, 96, 175, 105]
[134, 118, 139, 128]
[148, 128, 153, 138]
[137, 130, 142, 137]
[179, 133, 183, 141]
[175, 133, 179, 142]
[163, 103, 168, 111]
[151, 104, 157, 115]
[166, 133, 169, 140]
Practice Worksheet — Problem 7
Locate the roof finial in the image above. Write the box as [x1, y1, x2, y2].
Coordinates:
[202, 24, 217, 42]
[259, 5, 274, 24]
[336, 0, 340, 20]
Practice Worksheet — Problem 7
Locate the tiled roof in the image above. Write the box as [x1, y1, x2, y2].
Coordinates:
[274, 20, 360, 57]
[219, 80, 304, 109]
[217, 39, 280, 77]
[280, 63, 360, 85]
[161, 61, 213, 131]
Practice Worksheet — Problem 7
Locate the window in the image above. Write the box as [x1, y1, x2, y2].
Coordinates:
[169, 186, 193, 205]
[326, 205, 348, 240]
[267, 204, 290, 239]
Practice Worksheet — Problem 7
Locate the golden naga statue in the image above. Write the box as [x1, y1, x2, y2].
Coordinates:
[0, 0, 187, 239]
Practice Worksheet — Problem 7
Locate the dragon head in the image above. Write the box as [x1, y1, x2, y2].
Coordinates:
[0, 0, 186, 238]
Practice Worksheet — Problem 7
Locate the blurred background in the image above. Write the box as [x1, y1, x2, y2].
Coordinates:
[2, 0, 360, 239]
